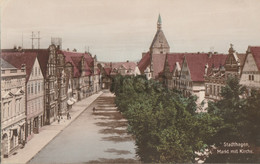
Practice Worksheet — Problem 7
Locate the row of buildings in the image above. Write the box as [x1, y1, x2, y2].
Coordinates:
[138, 15, 260, 110]
[1, 44, 102, 158]
[100, 61, 140, 89]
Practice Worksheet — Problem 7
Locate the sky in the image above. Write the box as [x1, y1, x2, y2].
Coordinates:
[1, 0, 260, 62]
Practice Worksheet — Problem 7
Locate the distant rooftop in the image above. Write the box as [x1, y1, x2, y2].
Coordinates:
[1, 58, 16, 69]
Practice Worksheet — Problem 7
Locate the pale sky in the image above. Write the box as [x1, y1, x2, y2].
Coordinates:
[1, 0, 260, 62]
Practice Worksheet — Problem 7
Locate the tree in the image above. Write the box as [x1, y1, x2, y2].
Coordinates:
[111, 75, 218, 163]
[206, 76, 259, 163]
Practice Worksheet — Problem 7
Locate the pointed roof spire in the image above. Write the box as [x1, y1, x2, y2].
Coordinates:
[157, 14, 162, 30]
[158, 14, 162, 24]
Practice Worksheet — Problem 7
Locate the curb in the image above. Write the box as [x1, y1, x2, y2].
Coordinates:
[26, 91, 103, 164]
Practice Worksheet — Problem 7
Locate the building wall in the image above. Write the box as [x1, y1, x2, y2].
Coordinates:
[44, 45, 58, 125]
[1, 68, 26, 157]
[26, 58, 44, 141]
[240, 53, 260, 90]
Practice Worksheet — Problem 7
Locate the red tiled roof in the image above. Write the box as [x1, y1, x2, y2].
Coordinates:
[185, 53, 227, 82]
[1, 50, 38, 82]
[3, 49, 51, 78]
[102, 61, 137, 75]
[34, 49, 51, 78]
[165, 53, 186, 72]
[249, 46, 260, 70]
[111, 62, 137, 70]
[60, 51, 93, 77]
[138, 52, 150, 73]
[104, 67, 112, 75]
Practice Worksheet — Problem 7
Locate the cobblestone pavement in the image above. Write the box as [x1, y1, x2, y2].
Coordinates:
[28, 90, 139, 163]
[2, 91, 103, 164]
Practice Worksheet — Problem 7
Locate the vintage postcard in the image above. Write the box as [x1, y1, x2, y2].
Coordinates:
[1, 0, 260, 163]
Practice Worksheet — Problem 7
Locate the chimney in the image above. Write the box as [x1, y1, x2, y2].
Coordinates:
[21, 64, 26, 71]
[18, 46, 23, 52]
[73, 48, 77, 52]
[208, 52, 212, 58]
[67, 48, 70, 51]
[126, 60, 129, 63]
[204, 64, 208, 75]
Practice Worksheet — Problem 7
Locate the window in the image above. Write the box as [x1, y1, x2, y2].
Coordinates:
[15, 99, 17, 113]
[28, 84, 30, 94]
[35, 67, 37, 76]
[249, 75, 251, 80]
[38, 82, 40, 92]
[8, 102, 10, 117]
[32, 102, 34, 113]
[3, 103, 6, 118]
[18, 99, 21, 112]
[39, 67, 41, 76]
[252, 75, 254, 81]
[35, 83, 37, 94]
[31, 84, 33, 94]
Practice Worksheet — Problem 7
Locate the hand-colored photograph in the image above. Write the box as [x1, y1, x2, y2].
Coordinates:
[1, 0, 260, 163]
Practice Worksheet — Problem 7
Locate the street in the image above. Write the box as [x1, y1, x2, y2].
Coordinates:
[29, 90, 139, 163]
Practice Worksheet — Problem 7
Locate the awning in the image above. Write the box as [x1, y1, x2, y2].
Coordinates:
[67, 99, 74, 105]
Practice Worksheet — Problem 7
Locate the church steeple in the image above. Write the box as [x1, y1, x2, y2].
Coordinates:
[157, 14, 162, 30]
[150, 14, 170, 55]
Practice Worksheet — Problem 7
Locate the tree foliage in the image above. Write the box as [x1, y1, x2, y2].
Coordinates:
[206, 76, 260, 163]
[110, 75, 259, 163]
[110, 75, 217, 163]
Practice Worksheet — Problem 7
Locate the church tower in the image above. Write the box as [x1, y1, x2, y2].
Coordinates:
[149, 14, 170, 55]
[149, 14, 170, 78]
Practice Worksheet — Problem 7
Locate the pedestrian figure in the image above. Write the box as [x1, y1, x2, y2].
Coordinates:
[67, 112, 70, 120]
[58, 116, 60, 124]
[93, 107, 96, 113]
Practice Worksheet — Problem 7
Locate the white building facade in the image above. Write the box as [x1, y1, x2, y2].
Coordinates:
[1, 60, 26, 158]
[26, 58, 44, 141]
[240, 46, 260, 92]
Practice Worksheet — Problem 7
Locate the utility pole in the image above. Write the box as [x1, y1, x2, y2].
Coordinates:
[22, 32, 23, 49]
[31, 31, 41, 49]
[38, 31, 40, 49]
[31, 32, 34, 49]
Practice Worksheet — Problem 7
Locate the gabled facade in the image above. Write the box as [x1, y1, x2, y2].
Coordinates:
[35, 45, 59, 125]
[1, 50, 45, 142]
[205, 45, 245, 102]
[56, 52, 68, 116]
[61, 50, 96, 101]
[240, 46, 260, 93]
[26, 57, 44, 140]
